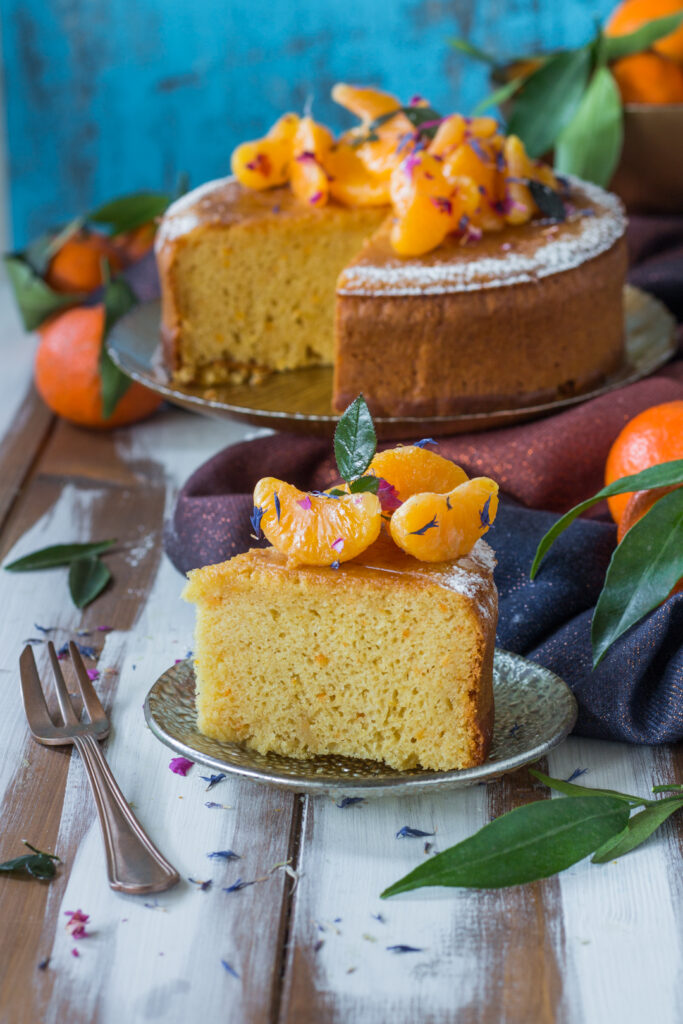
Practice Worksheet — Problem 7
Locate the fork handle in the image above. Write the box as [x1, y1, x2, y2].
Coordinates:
[74, 734, 180, 895]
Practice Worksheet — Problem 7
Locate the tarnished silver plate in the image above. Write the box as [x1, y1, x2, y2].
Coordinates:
[143, 651, 577, 798]
[108, 286, 675, 439]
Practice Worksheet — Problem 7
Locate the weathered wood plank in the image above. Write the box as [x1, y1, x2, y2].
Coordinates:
[0, 408, 298, 1024]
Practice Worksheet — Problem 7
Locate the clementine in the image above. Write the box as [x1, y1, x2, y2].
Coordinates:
[612, 51, 683, 102]
[605, 400, 683, 523]
[45, 230, 124, 294]
[606, 0, 683, 63]
[113, 221, 157, 264]
[35, 306, 162, 429]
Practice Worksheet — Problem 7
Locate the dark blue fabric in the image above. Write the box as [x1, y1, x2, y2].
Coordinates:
[490, 501, 683, 744]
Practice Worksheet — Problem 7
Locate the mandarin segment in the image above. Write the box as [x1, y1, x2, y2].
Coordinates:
[231, 113, 300, 190]
[290, 117, 334, 206]
[368, 445, 468, 503]
[389, 477, 499, 562]
[253, 477, 381, 566]
[326, 141, 391, 206]
[331, 83, 402, 122]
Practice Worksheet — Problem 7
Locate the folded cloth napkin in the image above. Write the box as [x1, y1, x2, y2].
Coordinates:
[164, 216, 683, 745]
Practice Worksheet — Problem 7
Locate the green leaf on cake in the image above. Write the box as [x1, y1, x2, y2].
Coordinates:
[592, 798, 683, 863]
[334, 395, 377, 484]
[507, 47, 592, 158]
[89, 191, 171, 235]
[5, 539, 116, 572]
[349, 475, 380, 495]
[381, 796, 630, 895]
[554, 65, 623, 187]
[591, 486, 683, 666]
[100, 278, 137, 418]
[530, 460, 683, 578]
[68, 555, 112, 608]
[603, 12, 683, 62]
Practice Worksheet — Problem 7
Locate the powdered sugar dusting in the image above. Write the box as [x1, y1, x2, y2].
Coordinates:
[155, 177, 235, 248]
[338, 176, 625, 297]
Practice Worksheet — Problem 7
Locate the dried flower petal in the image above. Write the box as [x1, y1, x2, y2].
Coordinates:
[207, 850, 240, 861]
[409, 516, 438, 536]
[221, 959, 240, 978]
[297, 495, 312, 511]
[64, 909, 90, 939]
[336, 796, 365, 808]
[377, 479, 401, 514]
[169, 757, 194, 776]
[396, 826, 435, 839]
[387, 945, 423, 954]
[200, 773, 227, 791]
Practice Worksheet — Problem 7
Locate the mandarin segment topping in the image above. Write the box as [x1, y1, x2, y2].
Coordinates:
[230, 85, 561, 256]
[389, 478, 499, 562]
[368, 445, 468, 503]
[253, 477, 381, 566]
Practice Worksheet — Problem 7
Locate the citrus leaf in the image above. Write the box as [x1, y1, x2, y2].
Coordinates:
[349, 475, 380, 494]
[0, 841, 60, 880]
[381, 796, 630, 896]
[448, 37, 499, 66]
[528, 180, 566, 220]
[530, 459, 683, 578]
[68, 555, 111, 608]
[89, 192, 170, 235]
[100, 279, 137, 419]
[334, 395, 377, 483]
[472, 76, 526, 116]
[604, 12, 683, 62]
[529, 769, 646, 805]
[507, 47, 592, 158]
[592, 798, 683, 863]
[652, 784, 683, 795]
[591, 486, 683, 666]
[554, 66, 623, 187]
[3, 255, 83, 331]
[5, 539, 116, 572]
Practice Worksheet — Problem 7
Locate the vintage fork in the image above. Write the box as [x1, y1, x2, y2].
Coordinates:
[20, 641, 179, 895]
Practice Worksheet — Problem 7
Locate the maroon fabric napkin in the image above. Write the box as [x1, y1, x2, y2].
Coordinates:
[164, 217, 683, 745]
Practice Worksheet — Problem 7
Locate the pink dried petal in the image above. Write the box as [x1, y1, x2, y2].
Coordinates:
[331, 537, 344, 553]
[297, 496, 312, 511]
[71, 948, 80, 958]
[169, 757, 194, 776]
[65, 910, 90, 940]
[377, 479, 402, 514]
[86, 668, 100, 682]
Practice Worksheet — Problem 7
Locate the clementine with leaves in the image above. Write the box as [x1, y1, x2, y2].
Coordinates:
[606, 0, 683, 62]
[35, 306, 162, 429]
[605, 400, 683, 523]
[611, 51, 683, 102]
[45, 230, 123, 294]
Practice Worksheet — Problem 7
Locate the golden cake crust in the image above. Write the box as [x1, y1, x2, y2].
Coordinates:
[183, 535, 497, 771]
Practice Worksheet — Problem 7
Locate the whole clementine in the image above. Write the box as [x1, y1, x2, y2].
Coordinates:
[612, 51, 683, 102]
[46, 230, 124, 294]
[113, 221, 158, 264]
[606, 0, 683, 63]
[35, 305, 162, 429]
[605, 400, 683, 523]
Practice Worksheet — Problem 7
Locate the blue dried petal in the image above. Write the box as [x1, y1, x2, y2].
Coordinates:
[396, 826, 435, 839]
[274, 491, 281, 522]
[387, 945, 423, 954]
[469, 137, 488, 163]
[221, 959, 240, 978]
[336, 796, 365, 808]
[57, 641, 97, 660]
[314, 939, 325, 952]
[23, 638, 45, 645]
[250, 505, 265, 539]
[479, 496, 492, 528]
[205, 801, 229, 809]
[413, 438, 438, 448]
[223, 878, 254, 893]
[371, 913, 386, 924]
[200, 772, 227, 791]
[208, 850, 240, 860]
[34, 623, 56, 634]
[495, 149, 505, 171]
[330, 560, 340, 570]
[565, 768, 588, 783]
[409, 516, 438, 536]
[188, 877, 213, 891]
[445, 495, 452, 510]
[508, 722, 521, 737]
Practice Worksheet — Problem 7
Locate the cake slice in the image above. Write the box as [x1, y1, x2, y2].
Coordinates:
[183, 533, 497, 772]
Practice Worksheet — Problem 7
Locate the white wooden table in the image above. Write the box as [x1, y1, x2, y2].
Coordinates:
[0, 277, 680, 1024]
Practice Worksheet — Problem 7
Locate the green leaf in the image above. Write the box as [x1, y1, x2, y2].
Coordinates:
[334, 395, 377, 483]
[555, 65, 623, 187]
[68, 555, 111, 608]
[529, 769, 646, 805]
[591, 487, 683, 666]
[530, 460, 683, 578]
[99, 279, 137, 418]
[0, 841, 60, 880]
[472, 76, 526, 116]
[448, 37, 499, 66]
[5, 539, 116, 572]
[3, 254, 83, 331]
[652, 784, 683, 795]
[381, 796, 630, 896]
[604, 12, 683, 62]
[507, 47, 592, 158]
[349, 475, 380, 494]
[527, 180, 566, 221]
[592, 798, 683, 863]
[89, 191, 170, 235]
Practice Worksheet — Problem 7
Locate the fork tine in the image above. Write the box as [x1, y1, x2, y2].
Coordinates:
[47, 641, 80, 726]
[69, 642, 109, 730]
[19, 645, 55, 734]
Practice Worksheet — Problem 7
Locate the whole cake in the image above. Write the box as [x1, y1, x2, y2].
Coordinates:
[182, 418, 500, 772]
[156, 86, 627, 416]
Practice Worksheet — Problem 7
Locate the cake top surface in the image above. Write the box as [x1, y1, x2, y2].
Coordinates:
[157, 174, 625, 297]
[337, 176, 626, 296]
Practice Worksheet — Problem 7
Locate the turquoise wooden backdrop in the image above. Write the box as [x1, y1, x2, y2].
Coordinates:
[1, 0, 614, 246]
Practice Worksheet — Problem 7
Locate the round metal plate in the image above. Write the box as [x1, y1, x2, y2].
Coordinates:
[143, 651, 578, 798]
[108, 285, 675, 439]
